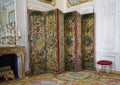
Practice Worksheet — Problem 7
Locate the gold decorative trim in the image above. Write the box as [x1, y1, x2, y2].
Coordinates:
[38, 0, 56, 6]
[67, 0, 93, 7]
[4, 71, 15, 80]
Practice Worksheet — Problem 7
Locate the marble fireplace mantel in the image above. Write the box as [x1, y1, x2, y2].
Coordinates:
[0, 46, 25, 78]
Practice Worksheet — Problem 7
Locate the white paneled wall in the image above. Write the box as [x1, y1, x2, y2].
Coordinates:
[95, 0, 120, 71]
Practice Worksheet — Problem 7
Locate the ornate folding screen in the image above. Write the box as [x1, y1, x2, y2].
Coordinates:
[29, 10, 94, 73]
[64, 11, 82, 71]
[46, 10, 57, 72]
[81, 13, 94, 70]
[58, 10, 65, 72]
[46, 9, 64, 73]
[29, 11, 46, 74]
[29, 9, 64, 74]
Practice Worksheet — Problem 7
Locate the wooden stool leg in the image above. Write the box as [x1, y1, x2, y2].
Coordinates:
[106, 65, 112, 74]
[106, 65, 109, 74]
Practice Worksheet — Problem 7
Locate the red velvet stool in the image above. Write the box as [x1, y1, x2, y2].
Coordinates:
[97, 60, 112, 74]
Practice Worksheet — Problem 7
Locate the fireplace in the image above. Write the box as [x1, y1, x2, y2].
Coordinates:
[0, 54, 18, 78]
[0, 46, 25, 78]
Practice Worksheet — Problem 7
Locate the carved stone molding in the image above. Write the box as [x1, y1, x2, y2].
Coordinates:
[0, 46, 25, 78]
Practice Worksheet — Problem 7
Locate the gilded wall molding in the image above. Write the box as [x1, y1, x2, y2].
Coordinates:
[67, 0, 93, 7]
[38, 0, 56, 6]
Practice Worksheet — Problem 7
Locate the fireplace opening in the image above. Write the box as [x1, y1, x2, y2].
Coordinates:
[0, 54, 18, 78]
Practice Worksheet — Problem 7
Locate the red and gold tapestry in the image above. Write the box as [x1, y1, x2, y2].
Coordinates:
[81, 13, 94, 70]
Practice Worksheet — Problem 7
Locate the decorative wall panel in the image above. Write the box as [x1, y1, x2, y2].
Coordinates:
[67, 0, 93, 7]
[64, 11, 81, 71]
[81, 13, 94, 70]
[29, 11, 46, 74]
[38, 0, 56, 6]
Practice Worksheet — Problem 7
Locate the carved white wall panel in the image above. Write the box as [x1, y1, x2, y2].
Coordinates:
[64, 2, 94, 14]
[96, 0, 120, 71]
[115, 0, 120, 51]
[95, 0, 103, 53]
[27, 0, 64, 12]
[101, 0, 116, 51]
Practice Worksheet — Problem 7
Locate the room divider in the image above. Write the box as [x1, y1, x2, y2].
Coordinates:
[64, 11, 82, 71]
[28, 9, 94, 74]
[81, 13, 94, 70]
[28, 9, 64, 74]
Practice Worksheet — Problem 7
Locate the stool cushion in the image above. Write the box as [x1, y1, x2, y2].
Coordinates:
[97, 60, 112, 65]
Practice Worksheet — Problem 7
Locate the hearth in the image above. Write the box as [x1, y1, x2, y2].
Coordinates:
[0, 46, 25, 78]
[0, 54, 18, 78]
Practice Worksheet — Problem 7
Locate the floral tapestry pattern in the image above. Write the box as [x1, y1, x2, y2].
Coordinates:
[29, 10, 94, 73]
[81, 13, 94, 70]
[46, 10, 58, 72]
[59, 10, 65, 72]
[64, 12, 75, 71]
[64, 12, 82, 71]
[29, 11, 46, 74]
[29, 9, 64, 74]
[76, 12, 82, 70]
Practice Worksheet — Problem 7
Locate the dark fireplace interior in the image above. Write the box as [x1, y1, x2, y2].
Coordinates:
[0, 54, 18, 78]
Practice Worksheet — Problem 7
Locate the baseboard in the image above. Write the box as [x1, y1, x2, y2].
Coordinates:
[111, 70, 120, 74]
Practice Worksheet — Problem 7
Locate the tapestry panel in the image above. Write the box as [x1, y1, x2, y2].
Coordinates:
[29, 11, 46, 74]
[46, 10, 58, 72]
[76, 12, 82, 70]
[59, 10, 65, 72]
[81, 13, 94, 70]
[64, 12, 75, 71]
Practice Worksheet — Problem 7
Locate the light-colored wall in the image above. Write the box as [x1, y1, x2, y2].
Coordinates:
[16, 0, 120, 72]
[16, 0, 29, 71]
[95, 0, 120, 71]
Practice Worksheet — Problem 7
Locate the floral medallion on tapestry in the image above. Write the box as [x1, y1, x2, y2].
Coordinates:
[81, 13, 94, 70]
